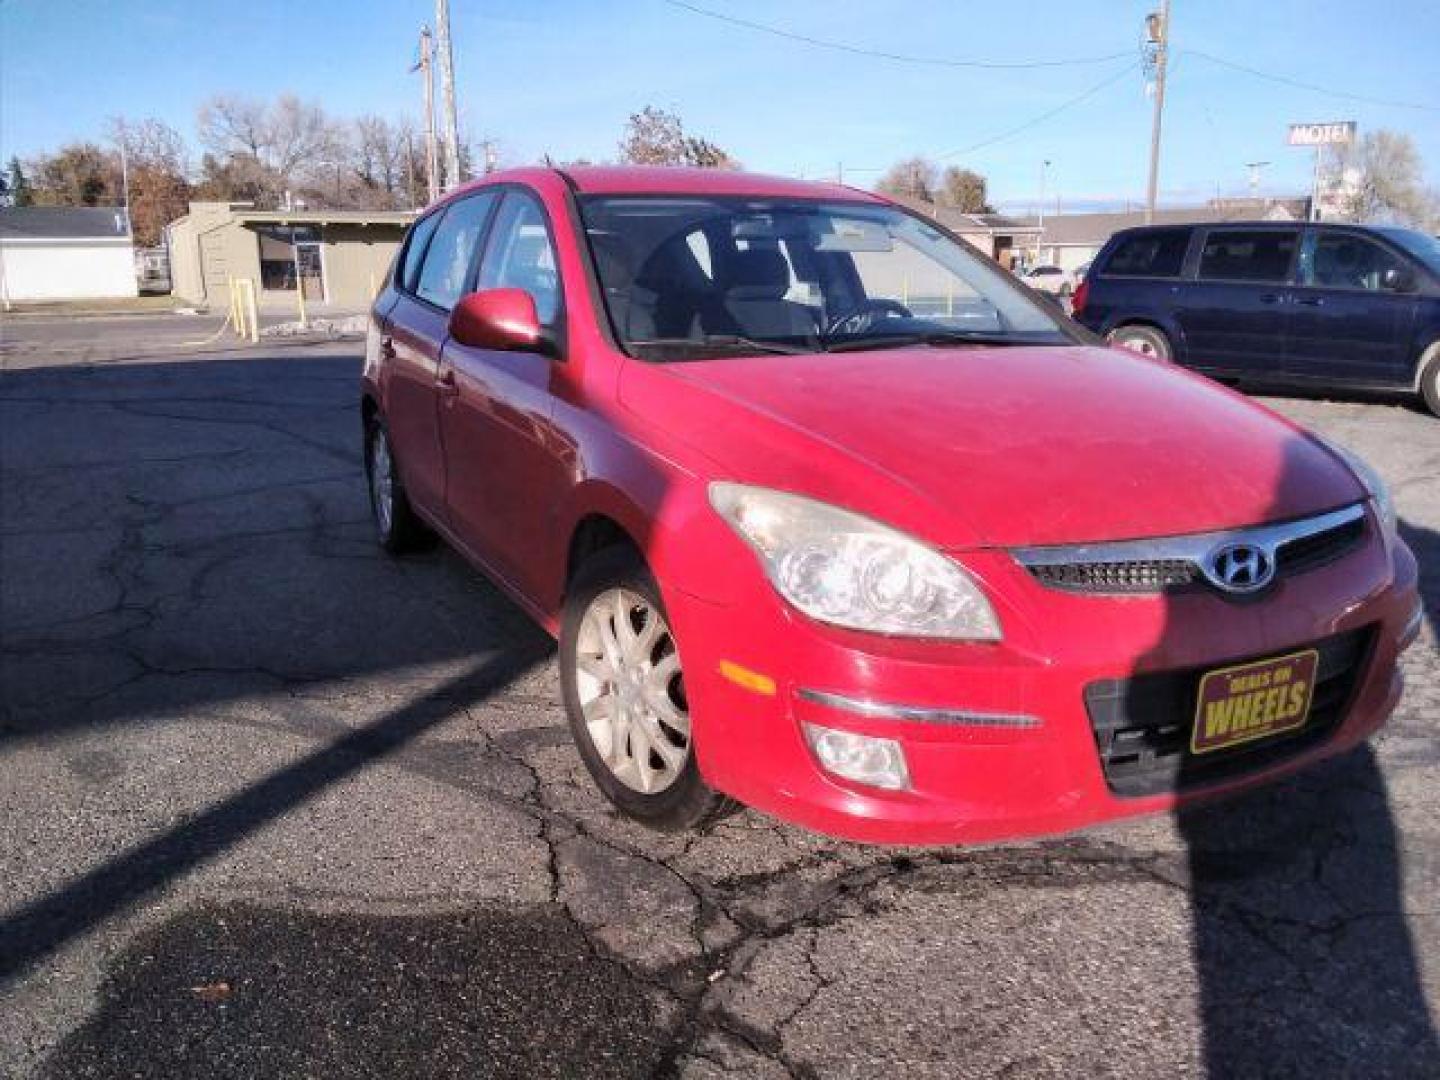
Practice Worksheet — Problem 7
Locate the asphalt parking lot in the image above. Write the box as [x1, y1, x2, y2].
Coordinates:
[2, 316, 1438, 1078]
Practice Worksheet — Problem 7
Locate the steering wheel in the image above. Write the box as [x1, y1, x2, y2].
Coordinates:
[823, 299, 913, 338]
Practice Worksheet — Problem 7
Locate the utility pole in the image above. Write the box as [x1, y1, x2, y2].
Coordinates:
[412, 27, 440, 203]
[435, 0, 462, 189]
[1036, 159, 1051, 262]
[1144, 0, 1171, 224]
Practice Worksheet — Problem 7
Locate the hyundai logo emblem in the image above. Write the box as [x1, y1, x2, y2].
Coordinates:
[1204, 542, 1275, 594]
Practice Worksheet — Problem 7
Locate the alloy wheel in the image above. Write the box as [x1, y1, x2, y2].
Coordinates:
[574, 587, 691, 794]
[1111, 330, 1161, 358]
[370, 427, 394, 536]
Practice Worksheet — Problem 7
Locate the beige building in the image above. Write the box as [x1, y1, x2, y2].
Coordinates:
[166, 202, 415, 309]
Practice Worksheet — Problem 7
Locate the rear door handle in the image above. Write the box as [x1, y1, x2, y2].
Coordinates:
[1258, 293, 1284, 304]
[1294, 296, 1325, 307]
[436, 368, 459, 397]
[380, 335, 396, 358]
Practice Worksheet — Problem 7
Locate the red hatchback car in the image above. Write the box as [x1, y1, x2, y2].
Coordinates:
[361, 167, 1422, 845]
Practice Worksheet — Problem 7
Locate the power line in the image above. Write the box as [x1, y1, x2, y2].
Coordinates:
[936, 61, 1140, 159]
[660, 0, 1135, 69]
[1184, 49, 1440, 113]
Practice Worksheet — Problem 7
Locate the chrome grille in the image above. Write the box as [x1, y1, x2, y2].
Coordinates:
[1016, 504, 1367, 598]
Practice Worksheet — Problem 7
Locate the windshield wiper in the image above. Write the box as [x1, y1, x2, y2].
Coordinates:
[630, 335, 815, 356]
[823, 330, 1043, 353]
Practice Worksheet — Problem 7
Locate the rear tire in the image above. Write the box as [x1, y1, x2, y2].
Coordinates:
[559, 546, 737, 831]
[1107, 324, 1172, 361]
[1419, 344, 1440, 417]
[364, 414, 432, 554]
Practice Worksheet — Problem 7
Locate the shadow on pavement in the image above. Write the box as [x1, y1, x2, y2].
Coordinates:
[1167, 439, 1437, 1072]
[38, 902, 666, 1080]
[0, 354, 554, 981]
[0, 647, 550, 984]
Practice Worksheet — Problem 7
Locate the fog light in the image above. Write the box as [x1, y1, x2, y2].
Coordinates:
[802, 723, 910, 791]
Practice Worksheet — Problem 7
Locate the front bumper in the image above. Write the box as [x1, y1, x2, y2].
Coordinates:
[665, 522, 1420, 846]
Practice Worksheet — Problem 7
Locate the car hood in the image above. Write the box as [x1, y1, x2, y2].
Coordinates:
[619, 344, 1364, 549]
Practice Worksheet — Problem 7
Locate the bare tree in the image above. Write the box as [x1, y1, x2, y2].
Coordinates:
[877, 157, 940, 203]
[107, 117, 193, 245]
[197, 95, 269, 161]
[196, 94, 345, 205]
[937, 166, 993, 213]
[618, 107, 737, 168]
[354, 115, 404, 201]
[1329, 130, 1439, 229]
[269, 95, 343, 181]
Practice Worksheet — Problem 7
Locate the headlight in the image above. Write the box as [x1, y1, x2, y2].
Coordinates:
[708, 482, 1001, 640]
[1323, 439, 1396, 534]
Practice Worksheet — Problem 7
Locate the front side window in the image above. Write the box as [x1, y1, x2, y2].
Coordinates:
[414, 192, 498, 310]
[1377, 227, 1440, 277]
[1103, 230, 1189, 278]
[578, 196, 1068, 360]
[478, 193, 561, 324]
[1304, 233, 1407, 292]
[1198, 230, 1298, 283]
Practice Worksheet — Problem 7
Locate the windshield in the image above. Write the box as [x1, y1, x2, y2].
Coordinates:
[578, 195, 1071, 360]
[1378, 227, 1440, 276]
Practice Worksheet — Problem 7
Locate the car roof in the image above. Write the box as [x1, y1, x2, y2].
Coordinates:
[450, 164, 881, 203]
[1109, 220, 1395, 239]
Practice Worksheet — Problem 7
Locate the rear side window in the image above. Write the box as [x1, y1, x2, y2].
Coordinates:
[398, 212, 442, 292]
[1102, 230, 1189, 278]
[1198, 230, 1298, 283]
[414, 192, 499, 310]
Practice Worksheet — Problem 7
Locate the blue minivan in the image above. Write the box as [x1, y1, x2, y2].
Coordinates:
[1072, 221, 1440, 415]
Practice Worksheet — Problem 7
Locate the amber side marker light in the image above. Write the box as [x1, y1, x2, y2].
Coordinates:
[718, 660, 777, 697]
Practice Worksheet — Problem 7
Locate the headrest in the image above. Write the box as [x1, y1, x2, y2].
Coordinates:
[588, 231, 635, 288]
[726, 248, 790, 300]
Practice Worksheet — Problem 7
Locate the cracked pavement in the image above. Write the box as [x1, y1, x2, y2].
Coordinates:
[2, 319, 1438, 1077]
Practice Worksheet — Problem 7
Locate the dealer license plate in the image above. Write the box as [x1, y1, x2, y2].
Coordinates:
[1191, 649, 1319, 755]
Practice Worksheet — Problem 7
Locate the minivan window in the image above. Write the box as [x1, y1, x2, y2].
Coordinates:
[398, 211, 442, 293]
[1103, 230, 1189, 278]
[1304, 233, 1407, 292]
[1377, 227, 1440, 275]
[1198, 230, 1298, 283]
[414, 192, 499, 310]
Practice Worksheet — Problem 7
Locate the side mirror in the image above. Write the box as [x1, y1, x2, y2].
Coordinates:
[1383, 266, 1418, 293]
[449, 288, 553, 354]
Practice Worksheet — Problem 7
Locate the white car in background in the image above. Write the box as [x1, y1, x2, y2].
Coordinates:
[1022, 264, 1078, 297]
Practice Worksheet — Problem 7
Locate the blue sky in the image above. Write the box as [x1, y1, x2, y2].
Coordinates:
[2, 0, 1435, 210]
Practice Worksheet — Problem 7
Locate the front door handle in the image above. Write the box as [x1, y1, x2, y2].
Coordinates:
[380, 335, 396, 358]
[1294, 296, 1325, 307]
[436, 368, 459, 397]
[1258, 293, 1284, 304]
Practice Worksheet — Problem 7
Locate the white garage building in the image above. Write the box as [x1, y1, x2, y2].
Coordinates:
[0, 207, 137, 304]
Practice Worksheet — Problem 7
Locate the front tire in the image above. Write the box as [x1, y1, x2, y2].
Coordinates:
[1108, 324, 1173, 361]
[559, 547, 735, 831]
[1419, 343, 1440, 417]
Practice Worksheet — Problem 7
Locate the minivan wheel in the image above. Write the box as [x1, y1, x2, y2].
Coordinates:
[1420, 344, 1440, 417]
[1108, 324, 1172, 361]
[560, 547, 736, 831]
[364, 415, 431, 553]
